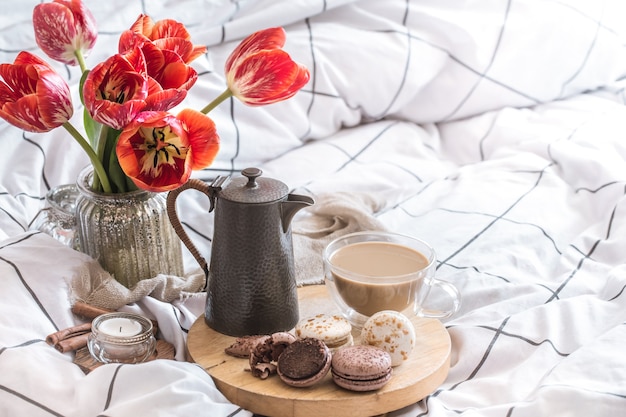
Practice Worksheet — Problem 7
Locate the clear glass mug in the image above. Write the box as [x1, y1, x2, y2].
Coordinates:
[323, 231, 461, 327]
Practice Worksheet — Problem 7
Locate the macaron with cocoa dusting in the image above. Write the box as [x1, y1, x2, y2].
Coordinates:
[277, 337, 332, 387]
[295, 314, 353, 351]
[331, 345, 392, 391]
[361, 310, 416, 366]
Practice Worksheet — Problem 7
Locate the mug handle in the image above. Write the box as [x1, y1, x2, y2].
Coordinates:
[416, 279, 461, 319]
[166, 179, 213, 278]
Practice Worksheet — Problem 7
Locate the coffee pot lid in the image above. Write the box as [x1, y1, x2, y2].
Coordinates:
[219, 167, 288, 204]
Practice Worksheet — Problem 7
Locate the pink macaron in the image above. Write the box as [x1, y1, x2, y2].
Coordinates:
[331, 345, 393, 391]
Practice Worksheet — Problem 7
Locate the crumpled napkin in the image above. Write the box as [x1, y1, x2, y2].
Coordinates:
[68, 260, 206, 310]
[292, 191, 388, 285]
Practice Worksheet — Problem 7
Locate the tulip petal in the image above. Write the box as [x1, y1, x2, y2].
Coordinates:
[151, 19, 191, 40]
[13, 50, 52, 67]
[144, 88, 187, 111]
[0, 96, 50, 133]
[161, 59, 198, 90]
[228, 49, 310, 105]
[129, 14, 155, 37]
[177, 108, 219, 169]
[151, 20, 207, 61]
[225, 27, 286, 74]
[140, 44, 198, 90]
[37, 71, 75, 126]
[118, 30, 149, 55]
[154, 37, 206, 63]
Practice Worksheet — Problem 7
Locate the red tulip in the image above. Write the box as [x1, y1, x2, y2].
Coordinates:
[116, 109, 219, 192]
[82, 49, 149, 130]
[83, 46, 187, 131]
[224, 27, 309, 106]
[0, 51, 73, 133]
[119, 15, 207, 64]
[134, 41, 199, 92]
[118, 15, 203, 108]
[32, 0, 97, 66]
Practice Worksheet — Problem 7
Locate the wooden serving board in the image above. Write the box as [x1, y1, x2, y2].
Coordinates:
[187, 285, 451, 417]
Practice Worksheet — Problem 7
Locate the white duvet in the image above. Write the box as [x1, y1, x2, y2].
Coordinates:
[1, 0, 626, 416]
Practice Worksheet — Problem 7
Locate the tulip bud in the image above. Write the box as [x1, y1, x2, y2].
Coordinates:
[33, 0, 97, 66]
[225, 27, 310, 106]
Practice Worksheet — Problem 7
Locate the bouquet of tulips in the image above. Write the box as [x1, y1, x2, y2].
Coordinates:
[0, 0, 309, 193]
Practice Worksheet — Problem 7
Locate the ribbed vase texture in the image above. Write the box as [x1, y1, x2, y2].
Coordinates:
[75, 167, 183, 288]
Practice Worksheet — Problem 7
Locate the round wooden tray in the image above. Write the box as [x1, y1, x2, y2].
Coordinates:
[187, 285, 451, 417]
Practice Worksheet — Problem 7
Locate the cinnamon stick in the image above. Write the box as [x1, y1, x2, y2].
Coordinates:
[71, 302, 114, 320]
[54, 333, 90, 353]
[46, 322, 92, 346]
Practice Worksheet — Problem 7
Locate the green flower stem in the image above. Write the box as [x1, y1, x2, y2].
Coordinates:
[92, 124, 110, 191]
[200, 88, 233, 114]
[62, 122, 112, 194]
[74, 50, 87, 73]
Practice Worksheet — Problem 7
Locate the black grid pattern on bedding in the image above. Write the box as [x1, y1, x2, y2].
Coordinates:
[256, 1, 625, 414]
[1, 0, 626, 416]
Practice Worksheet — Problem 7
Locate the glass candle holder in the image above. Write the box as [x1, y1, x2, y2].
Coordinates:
[88, 312, 156, 364]
[31, 184, 79, 249]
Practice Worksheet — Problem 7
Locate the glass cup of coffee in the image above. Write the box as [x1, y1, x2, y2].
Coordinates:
[323, 231, 461, 328]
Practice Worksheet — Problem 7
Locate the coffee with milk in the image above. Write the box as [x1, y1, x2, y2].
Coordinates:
[329, 241, 429, 317]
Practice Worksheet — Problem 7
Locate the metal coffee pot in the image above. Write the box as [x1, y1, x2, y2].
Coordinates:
[166, 167, 314, 337]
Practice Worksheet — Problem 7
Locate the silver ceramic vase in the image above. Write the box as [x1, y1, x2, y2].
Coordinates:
[75, 167, 184, 288]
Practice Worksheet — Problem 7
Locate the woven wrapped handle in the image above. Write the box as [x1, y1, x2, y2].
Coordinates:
[166, 179, 212, 278]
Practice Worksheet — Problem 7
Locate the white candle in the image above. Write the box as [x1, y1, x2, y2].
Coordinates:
[98, 317, 142, 337]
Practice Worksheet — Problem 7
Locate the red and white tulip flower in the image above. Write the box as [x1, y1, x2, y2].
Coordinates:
[33, 0, 97, 67]
[116, 109, 219, 192]
[0, 1, 309, 194]
[0, 51, 73, 133]
[225, 27, 310, 106]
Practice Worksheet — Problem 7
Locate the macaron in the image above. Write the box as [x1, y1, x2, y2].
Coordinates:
[361, 310, 416, 367]
[331, 345, 392, 391]
[294, 314, 353, 351]
[277, 337, 332, 388]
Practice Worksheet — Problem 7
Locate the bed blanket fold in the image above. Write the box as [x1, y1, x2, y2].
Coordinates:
[2, 0, 626, 416]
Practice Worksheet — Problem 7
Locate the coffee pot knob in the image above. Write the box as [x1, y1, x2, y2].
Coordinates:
[242, 167, 262, 188]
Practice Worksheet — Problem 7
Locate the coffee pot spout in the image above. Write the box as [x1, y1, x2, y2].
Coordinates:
[281, 194, 314, 233]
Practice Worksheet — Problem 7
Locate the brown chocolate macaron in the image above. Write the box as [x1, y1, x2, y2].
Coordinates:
[331, 345, 393, 391]
[277, 337, 332, 388]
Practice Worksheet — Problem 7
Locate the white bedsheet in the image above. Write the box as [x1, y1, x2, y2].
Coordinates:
[1, 0, 626, 416]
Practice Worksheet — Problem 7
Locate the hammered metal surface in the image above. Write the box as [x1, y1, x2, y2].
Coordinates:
[218, 168, 288, 204]
[206, 197, 299, 337]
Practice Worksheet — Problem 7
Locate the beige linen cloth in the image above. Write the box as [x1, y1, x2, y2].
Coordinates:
[69, 192, 387, 310]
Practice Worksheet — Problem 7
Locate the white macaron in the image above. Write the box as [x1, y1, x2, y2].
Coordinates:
[361, 310, 416, 366]
[295, 314, 353, 351]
